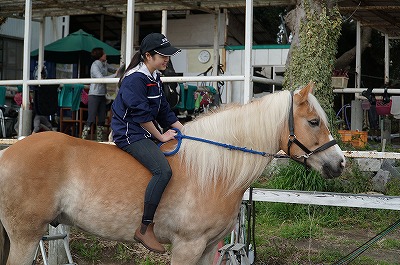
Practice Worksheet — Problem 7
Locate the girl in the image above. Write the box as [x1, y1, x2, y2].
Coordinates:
[111, 33, 183, 253]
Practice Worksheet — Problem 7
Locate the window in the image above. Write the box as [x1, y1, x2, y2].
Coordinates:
[0, 37, 23, 80]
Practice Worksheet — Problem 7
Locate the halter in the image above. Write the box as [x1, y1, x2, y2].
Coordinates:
[287, 91, 337, 167]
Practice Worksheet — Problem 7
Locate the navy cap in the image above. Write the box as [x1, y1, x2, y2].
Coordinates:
[140, 33, 181, 56]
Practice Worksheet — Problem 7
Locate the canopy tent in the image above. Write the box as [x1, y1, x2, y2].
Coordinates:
[30, 29, 121, 64]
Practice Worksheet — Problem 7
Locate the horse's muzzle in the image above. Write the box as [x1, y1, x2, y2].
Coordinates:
[322, 159, 345, 178]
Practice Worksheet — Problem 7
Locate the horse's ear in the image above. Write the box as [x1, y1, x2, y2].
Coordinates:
[296, 81, 314, 104]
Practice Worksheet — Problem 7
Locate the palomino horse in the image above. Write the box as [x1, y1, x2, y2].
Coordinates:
[0, 83, 345, 265]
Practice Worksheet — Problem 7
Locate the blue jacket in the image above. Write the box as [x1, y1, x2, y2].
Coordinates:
[111, 63, 178, 148]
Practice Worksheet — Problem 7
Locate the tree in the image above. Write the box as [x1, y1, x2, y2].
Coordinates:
[283, 0, 342, 126]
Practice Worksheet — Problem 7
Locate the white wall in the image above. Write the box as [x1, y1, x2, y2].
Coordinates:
[167, 13, 226, 47]
[225, 47, 289, 103]
[171, 46, 289, 104]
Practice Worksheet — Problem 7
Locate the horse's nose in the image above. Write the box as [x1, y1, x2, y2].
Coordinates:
[340, 158, 346, 170]
[331, 158, 346, 178]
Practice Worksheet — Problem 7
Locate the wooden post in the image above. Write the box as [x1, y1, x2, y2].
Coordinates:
[48, 225, 69, 265]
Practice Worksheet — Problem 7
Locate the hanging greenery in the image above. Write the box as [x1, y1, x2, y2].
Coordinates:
[283, 0, 342, 126]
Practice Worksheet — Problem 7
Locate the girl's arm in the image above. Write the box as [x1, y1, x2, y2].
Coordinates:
[170, 121, 183, 131]
[140, 121, 177, 142]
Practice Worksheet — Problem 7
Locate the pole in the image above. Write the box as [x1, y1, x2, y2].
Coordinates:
[161, 10, 167, 36]
[19, 0, 33, 137]
[213, 8, 220, 100]
[125, 0, 135, 65]
[243, 0, 253, 104]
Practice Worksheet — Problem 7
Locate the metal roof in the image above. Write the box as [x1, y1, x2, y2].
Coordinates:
[0, 0, 295, 18]
[1, 1, 400, 37]
[338, 0, 400, 37]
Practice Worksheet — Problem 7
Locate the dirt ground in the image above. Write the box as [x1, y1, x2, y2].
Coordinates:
[37, 226, 400, 265]
[292, 228, 400, 265]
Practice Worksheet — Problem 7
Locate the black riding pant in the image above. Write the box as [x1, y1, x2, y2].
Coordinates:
[121, 138, 172, 225]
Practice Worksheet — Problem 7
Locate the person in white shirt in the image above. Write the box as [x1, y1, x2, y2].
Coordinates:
[82, 47, 122, 141]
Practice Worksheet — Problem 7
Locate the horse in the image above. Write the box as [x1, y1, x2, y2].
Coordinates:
[0, 82, 345, 265]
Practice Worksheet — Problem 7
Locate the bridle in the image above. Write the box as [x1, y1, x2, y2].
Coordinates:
[287, 91, 337, 167]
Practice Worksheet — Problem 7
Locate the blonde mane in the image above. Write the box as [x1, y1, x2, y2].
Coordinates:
[179, 90, 292, 194]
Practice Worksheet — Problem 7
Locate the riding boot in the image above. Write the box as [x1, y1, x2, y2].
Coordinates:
[134, 223, 166, 253]
[96, 126, 105, 142]
[81, 125, 90, 139]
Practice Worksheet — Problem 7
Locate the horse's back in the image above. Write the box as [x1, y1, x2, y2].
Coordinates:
[0, 132, 151, 226]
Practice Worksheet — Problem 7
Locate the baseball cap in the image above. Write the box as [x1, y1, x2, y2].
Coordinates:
[140, 33, 181, 56]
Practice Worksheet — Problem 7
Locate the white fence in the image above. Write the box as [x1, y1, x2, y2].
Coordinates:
[243, 188, 400, 211]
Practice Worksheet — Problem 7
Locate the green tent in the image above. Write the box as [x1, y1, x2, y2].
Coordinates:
[31, 29, 120, 64]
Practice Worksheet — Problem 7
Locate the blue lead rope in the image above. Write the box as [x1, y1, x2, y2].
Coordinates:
[159, 128, 279, 157]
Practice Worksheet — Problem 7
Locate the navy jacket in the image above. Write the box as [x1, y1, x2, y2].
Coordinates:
[111, 64, 178, 148]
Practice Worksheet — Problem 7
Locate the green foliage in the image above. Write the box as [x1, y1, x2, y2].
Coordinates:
[387, 177, 400, 196]
[113, 243, 133, 262]
[70, 236, 102, 261]
[379, 238, 400, 250]
[279, 220, 322, 239]
[264, 161, 327, 191]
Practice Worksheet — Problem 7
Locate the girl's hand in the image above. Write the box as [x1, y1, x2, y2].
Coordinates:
[160, 129, 177, 142]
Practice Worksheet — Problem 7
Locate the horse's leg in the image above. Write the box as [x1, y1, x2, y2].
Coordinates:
[196, 243, 219, 265]
[170, 239, 208, 265]
[6, 239, 38, 265]
[2, 220, 46, 265]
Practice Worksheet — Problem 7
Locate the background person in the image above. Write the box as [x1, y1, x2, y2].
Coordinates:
[111, 33, 183, 253]
[82, 47, 123, 141]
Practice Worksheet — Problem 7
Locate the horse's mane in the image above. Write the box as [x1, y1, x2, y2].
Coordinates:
[180, 90, 292, 195]
[179, 89, 328, 195]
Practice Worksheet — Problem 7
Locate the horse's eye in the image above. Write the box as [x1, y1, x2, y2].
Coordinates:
[308, 119, 320, 127]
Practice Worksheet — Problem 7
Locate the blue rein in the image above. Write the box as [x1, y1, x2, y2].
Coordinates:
[159, 128, 272, 157]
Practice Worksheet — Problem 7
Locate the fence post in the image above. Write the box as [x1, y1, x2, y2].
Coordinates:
[350, 99, 363, 131]
[48, 225, 69, 265]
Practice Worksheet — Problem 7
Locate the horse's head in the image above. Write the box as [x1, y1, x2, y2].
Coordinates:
[280, 82, 345, 178]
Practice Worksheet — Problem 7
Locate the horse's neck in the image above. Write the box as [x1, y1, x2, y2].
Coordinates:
[181, 94, 288, 195]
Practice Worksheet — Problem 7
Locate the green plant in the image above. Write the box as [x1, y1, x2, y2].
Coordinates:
[70, 236, 102, 262]
[113, 243, 133, 262]
[379, 238, 400, 250]
[386, 178, 400, 196]
[279, 220, 322, 239]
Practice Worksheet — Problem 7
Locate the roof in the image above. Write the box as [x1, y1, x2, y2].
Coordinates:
[1, 0, 400, 38]
[338, 0, 400, 38]
[0, 0, 295, 18]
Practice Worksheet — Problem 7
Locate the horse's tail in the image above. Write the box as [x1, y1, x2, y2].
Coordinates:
[0, 218, 9, 265]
